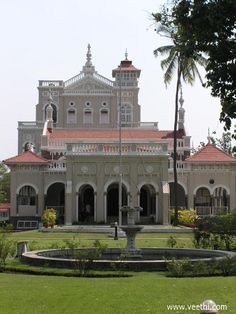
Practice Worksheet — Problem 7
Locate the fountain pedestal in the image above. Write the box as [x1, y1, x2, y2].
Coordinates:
[120, 205, 143, 257]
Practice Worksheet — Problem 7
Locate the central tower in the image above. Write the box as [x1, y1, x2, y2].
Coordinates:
[112, 52, 141, 127]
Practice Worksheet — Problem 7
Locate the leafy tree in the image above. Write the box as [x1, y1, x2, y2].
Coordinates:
[172, 0, 236, 133]
[0, 163, 10, 203]
[153, 12, 207, 225]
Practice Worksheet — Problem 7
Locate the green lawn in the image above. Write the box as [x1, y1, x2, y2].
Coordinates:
[10, 230, 194, 250]
[1, 272, 235, 314]
[2, 230, 235, 313]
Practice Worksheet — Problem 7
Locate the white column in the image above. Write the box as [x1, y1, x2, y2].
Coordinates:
[137, 192, 140, 222]
[155, 193, 159, 223]
[104, 192, 107, 223]
[94, 192, 97, 222]
[75, 192, 79, 222]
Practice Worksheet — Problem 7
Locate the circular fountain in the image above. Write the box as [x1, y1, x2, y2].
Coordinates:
[22, 206, 236, 271]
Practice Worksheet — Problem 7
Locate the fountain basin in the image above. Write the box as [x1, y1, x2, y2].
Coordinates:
[22, 248, 236, 271]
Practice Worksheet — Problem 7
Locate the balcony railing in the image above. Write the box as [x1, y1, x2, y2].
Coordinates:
[66, 142, 168, 156]
[18, 121, 44, 129]
[47, 160, 66, 171]
[38, 80, 63, 87]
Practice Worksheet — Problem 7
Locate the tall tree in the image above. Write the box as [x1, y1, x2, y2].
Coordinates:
[0, 163, 10, 203]
[153, 14, 207, 225]
[172, 0, 236, 133]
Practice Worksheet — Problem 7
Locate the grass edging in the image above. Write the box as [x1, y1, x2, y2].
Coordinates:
[3, 259, 132, 278]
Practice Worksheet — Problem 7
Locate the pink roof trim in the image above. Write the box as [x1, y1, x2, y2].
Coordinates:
[0, 203, 10, 212]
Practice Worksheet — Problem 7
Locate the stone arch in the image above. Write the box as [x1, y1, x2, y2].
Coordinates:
[106, 182, 128, 220]
[193, 185, 212, 196]
[194, 186, 211, 215]
[17, 185, 37, 206]
[139, 184, 156, 217]
[104, 178, 130, 194]
[169, 182, 186, 208]
[45, 182, 65, 224]
[43, 103, 58, 123]
[212, 186, 229, 213]
[77, 183, 95, 223]
[17, 183, 39, 195]
[67, 107, 77, 124]
[76, 181, 97, 193]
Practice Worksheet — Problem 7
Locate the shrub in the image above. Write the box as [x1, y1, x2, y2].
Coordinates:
[169, 208, 197, 225]
[167, 236, 177, 248]
[166, 258, 191, 277]
[0, 227, 16, 271]
[41, 208, 57, 228]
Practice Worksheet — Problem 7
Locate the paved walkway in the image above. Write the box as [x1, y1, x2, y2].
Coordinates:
[41, 224, 193, 234]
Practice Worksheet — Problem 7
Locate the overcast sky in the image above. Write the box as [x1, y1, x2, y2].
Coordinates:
[0, 0, 233, 160]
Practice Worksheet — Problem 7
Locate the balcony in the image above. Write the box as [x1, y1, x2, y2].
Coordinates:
[47, 160, 66, 171]
[66, 142, 168, 156]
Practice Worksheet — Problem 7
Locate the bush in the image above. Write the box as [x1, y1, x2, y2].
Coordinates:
[195, 212, 236, 250]
[41, 208, 57, 228]
[0, 227, 16, 271]
[169, 208, 197, 226]
[167, 236, 177, 248]
[166, 258, 191, 277]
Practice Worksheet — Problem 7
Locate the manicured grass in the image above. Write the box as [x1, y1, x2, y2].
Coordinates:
[0, 272, 235, 313]
[10, 230, 194, 250]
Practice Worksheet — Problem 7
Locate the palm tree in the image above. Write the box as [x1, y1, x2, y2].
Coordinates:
[154, 24, 207, 225]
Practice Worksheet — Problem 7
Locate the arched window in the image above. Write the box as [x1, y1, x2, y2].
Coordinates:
[100, 109, 109, 124]
[18, 186, 36, 206]
[44, 104, 57, 123]
[121, 104, 132, 126]
[67, 108, 77, 124]
[83, 109, 93, 124]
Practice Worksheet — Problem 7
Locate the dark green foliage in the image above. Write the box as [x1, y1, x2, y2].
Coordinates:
[0, 226, 16, 271]
[172, 0, 236, 133]
[0, 163, 10, 203]
[153, 7, 207, 225]
[194, 212, 236, 250]
[167, 256, 236, 277]
[167, 235, 177, 248]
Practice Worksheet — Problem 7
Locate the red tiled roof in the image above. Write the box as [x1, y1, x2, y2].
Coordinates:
[3, 151, 49, 164]
[112, 59, 141, 74]
[186, 143, 236, 162]
[48, 129, 185, 140]
[0, 203, 10, 212]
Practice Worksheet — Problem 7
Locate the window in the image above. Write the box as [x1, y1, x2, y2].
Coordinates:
[18, 186, 36, 206]
[44, 104, 57, 123]
[17, 221, 38, 229]
[67, 108, 77, 124]
[85, 102, 91, 107]
[121, 104, 132, 125]
[83, 109, 93, 124]
[100, 109, 109, 124]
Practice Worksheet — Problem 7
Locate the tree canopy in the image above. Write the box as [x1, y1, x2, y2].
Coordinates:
[0, 163, 10, 203]
[171, 0, 236, 132]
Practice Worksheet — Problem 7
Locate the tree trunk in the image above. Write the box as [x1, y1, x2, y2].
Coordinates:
[173, 63, 182, 226]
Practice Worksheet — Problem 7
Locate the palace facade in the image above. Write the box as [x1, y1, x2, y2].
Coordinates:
[3, 45, 236, 229]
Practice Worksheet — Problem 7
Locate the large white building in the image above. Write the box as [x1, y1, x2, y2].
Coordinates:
[3, 45, 236, 229]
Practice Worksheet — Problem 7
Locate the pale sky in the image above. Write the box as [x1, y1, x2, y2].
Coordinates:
[0, 0, 231, 160]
